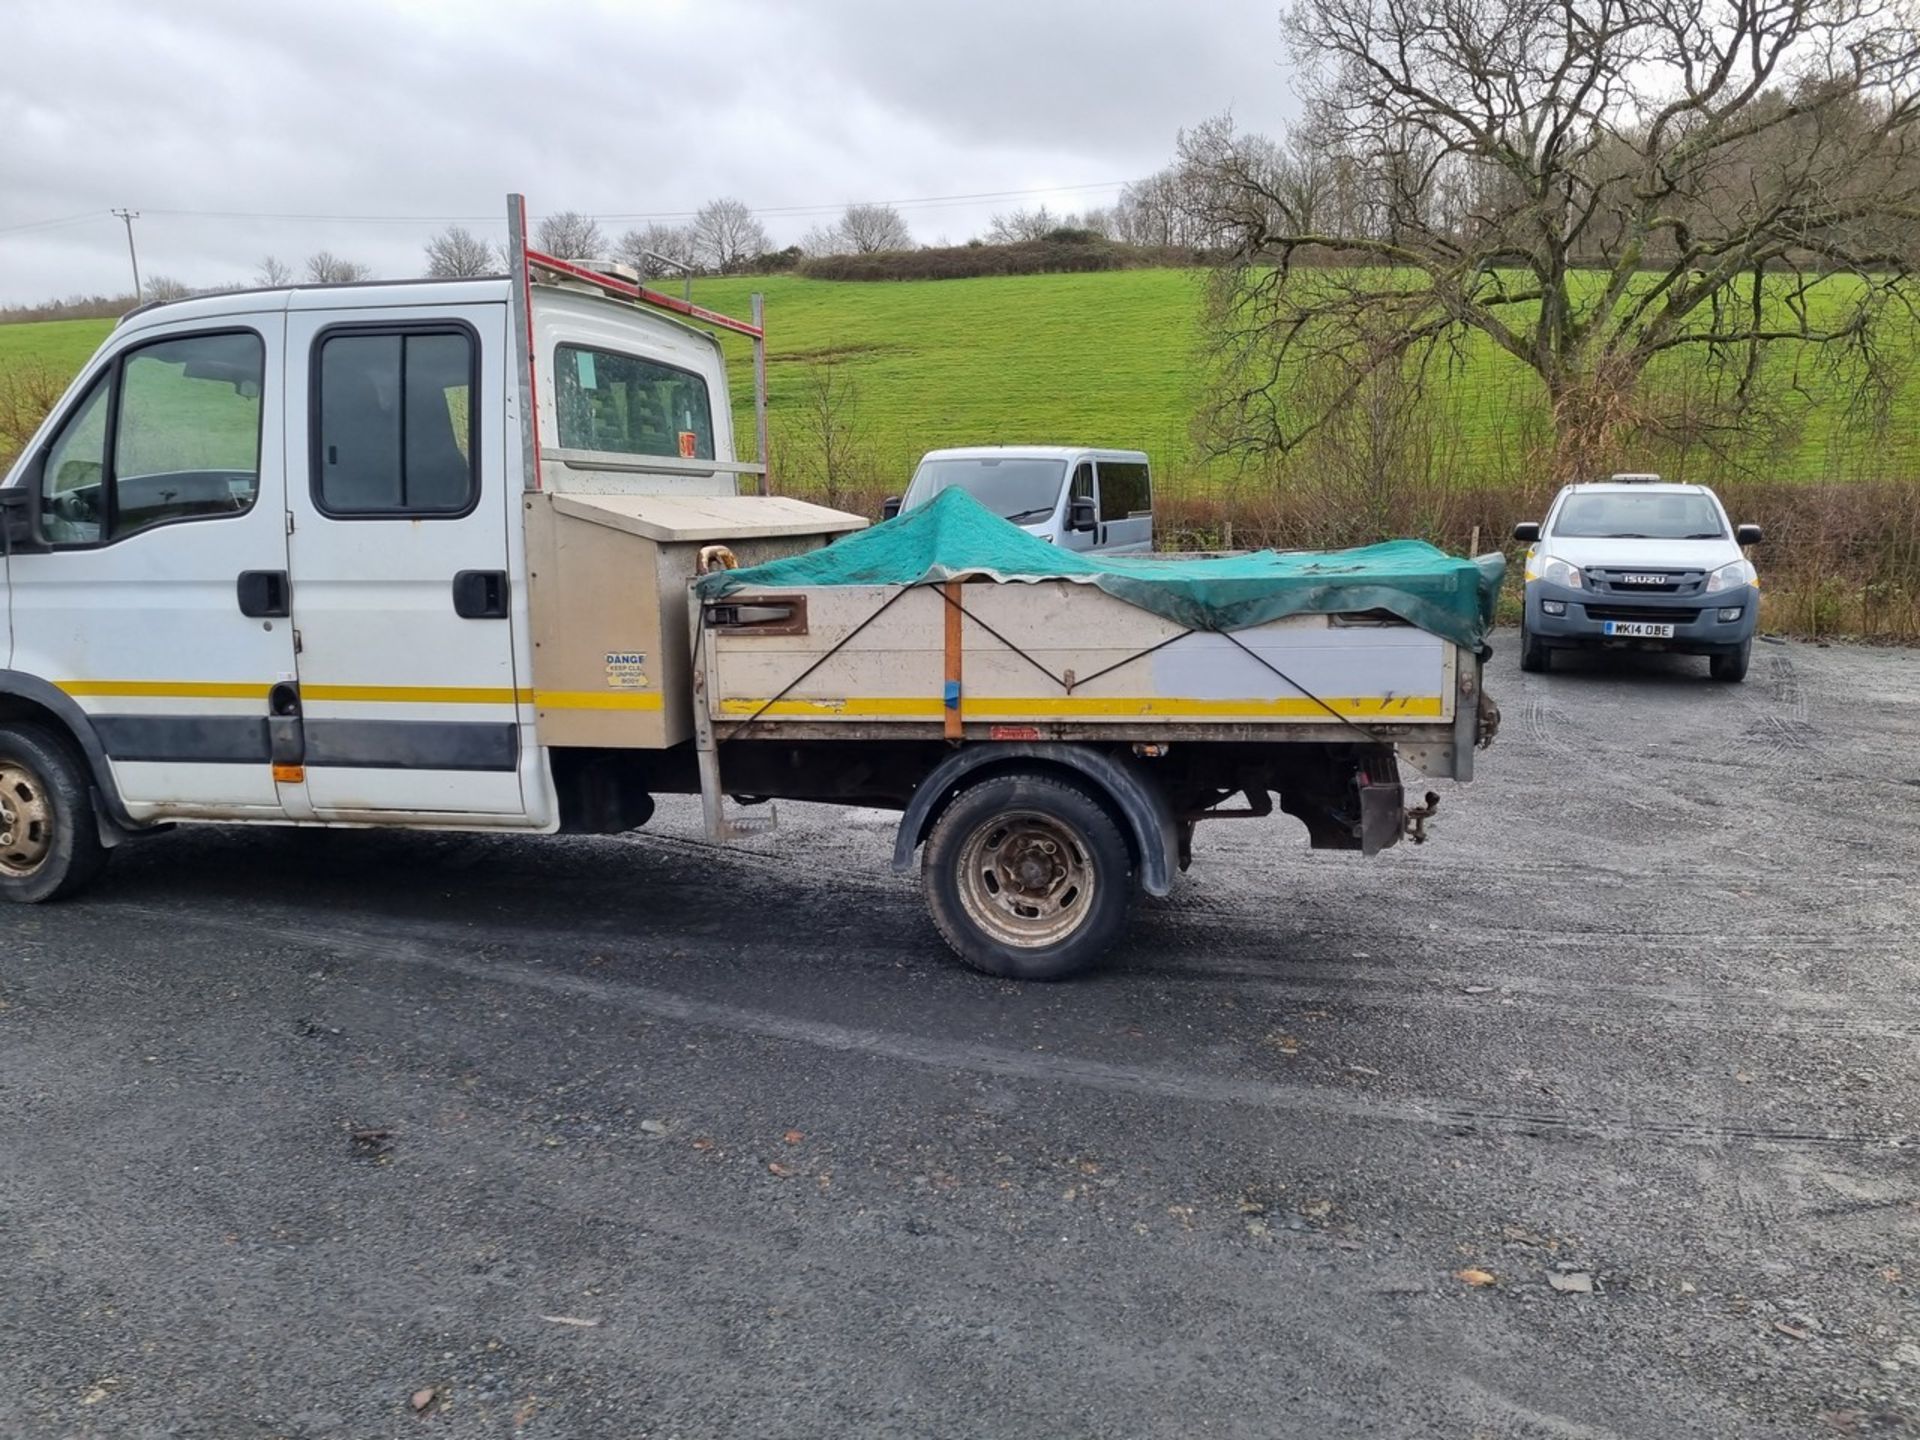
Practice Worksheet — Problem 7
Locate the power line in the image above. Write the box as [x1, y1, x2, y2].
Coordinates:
[0, 210, 107, 236]
[112, 179, 1136, 229]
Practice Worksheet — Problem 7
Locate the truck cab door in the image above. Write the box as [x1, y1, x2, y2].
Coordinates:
[280, 303, 535, 822]
[5, 318, 299, 823]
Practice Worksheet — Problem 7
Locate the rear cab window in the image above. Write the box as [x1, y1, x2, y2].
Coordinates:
[314, 326, 477, 516]
[555, 344, 714, 460]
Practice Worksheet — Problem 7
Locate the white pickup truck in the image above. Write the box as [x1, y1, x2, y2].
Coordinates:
[0, 195, 1500, 980]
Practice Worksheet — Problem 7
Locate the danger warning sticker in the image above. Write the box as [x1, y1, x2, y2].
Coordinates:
[604, 651, 649, 688]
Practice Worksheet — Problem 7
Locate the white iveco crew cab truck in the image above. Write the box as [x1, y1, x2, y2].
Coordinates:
[0, 196, 1500, 980]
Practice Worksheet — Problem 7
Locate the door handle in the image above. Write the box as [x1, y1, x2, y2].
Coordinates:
[452, 569, 510, 619]
[237, 570, 291, 618]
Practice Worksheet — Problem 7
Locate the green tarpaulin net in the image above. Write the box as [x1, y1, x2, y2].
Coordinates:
[697, 488, 1504, 650]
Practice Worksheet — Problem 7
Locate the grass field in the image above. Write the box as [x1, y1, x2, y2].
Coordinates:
[4, 270, 1916, 492]
[1, 271, 1916, 635]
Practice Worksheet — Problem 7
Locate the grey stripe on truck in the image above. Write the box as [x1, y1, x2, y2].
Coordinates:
[93, 715, 517, 772]
[302, 720, 519, 772]
[92, 715, 271, 764]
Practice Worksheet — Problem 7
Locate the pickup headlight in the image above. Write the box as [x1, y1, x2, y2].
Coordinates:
[1704, 558, 1757, 593]
[1524, 554, 1582, 589]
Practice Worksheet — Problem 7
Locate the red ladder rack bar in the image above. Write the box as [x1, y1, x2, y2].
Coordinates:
[523, 248, 764, 338]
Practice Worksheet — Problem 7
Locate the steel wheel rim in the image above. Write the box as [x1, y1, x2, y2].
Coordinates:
[955, 808, 1095, 949]
[0, 763, 52, 878]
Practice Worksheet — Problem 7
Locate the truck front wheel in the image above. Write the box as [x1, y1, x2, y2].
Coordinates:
[0, 723, 109, 904]
[922, 771, 1133, 981]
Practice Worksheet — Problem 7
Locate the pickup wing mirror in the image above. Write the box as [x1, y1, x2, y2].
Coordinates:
[1512, 521, 1540, 543]
[1735, 523, 1764, 546]
[0, 485, 47, 553]
[880, 496, 902, 521]
[1067, 496, 1098, 533]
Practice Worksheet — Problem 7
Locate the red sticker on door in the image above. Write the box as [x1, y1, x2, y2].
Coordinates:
[678, 431, 697, 458]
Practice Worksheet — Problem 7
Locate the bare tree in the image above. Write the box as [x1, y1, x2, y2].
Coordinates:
[535, 210, 605, 259]
[691, 198, 771, 272]
[144, 275, 193, 302]
[306, 251, 371, 284]
[781, 351, 878, 511]
[615, 222, 699, 278]
[838, 203, 914, 252]
[424, 225, 497, 277]
[254, 256, 293, 287]
[1187, 0, 1920, 480]
[984, 205, 1059, 243]
[799, 203, 915, 256]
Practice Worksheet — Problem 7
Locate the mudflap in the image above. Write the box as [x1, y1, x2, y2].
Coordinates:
[1358, 781, 1404, 857]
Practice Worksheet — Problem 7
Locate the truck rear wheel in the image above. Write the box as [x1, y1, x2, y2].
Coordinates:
[922, 771, 1132, 981]
[0, 722, 109, 903]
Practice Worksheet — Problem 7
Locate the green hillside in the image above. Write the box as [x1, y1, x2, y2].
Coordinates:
[4, 269, 1916, 489]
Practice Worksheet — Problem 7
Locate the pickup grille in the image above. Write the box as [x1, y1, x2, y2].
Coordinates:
[1584, 603, 1702, 624]
[1588, 568, 1703, 595]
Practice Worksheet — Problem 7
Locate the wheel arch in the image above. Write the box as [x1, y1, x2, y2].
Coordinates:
[890, 743, 1178, 897]
[0, 672, 138, 834]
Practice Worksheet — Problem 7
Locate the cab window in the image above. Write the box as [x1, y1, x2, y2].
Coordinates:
[555, 344, 714, 460]
[314, 327, 476, 516]
[39, 331, 265, 546]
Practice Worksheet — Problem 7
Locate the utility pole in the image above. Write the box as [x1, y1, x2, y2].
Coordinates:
[111, 208, 142, 303]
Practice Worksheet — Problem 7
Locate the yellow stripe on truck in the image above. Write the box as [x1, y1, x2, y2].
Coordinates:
[718, 694, 1447, 720]
[59, 680, 665, 713]
[58, 680, 273, 701]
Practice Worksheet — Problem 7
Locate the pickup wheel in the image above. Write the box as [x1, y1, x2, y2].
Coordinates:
[0, 722, 109, 903]
[922, 772, 1132, 981]
[1710, 640, 1751, 683]
[1519, 615, 1550, 673]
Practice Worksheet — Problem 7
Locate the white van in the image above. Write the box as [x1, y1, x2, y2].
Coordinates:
[885, 446, 1153, 554]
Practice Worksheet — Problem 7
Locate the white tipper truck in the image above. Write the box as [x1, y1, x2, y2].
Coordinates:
[0, 196, 1500, 980]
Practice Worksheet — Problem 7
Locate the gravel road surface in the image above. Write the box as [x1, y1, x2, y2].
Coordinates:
[2, 634, 1916, 1438]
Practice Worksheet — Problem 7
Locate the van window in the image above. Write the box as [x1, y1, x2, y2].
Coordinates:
[315, 328, 476, 515]
[555, 344, 714, 460]
[38, 330, 265, 547]
[1097, 461, 1150, 520]
[39, 374, 112, 545]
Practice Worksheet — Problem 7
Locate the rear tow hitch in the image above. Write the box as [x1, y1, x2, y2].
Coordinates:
[1404, 790, 1441, 844]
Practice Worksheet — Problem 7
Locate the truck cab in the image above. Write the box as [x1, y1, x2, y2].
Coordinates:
[887, 446, 1153, 554]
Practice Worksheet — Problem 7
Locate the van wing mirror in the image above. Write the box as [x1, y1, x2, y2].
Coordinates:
[880, 496, 902, 520]
[1512, 521, 1540, 543]
[1067, 496, 1098, 532]
[0, 485, 47, 553]
[1735, 523, 1764, 546]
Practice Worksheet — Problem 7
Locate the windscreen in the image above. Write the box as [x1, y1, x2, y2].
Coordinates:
[1551, 491, 1725, 540]
[903, 457, 1068, 523]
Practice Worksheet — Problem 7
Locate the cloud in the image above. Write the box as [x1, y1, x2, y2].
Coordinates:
[0, 0, 1298, 302]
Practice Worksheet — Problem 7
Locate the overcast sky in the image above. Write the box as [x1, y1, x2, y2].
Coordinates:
[1, 0, 1298, 305]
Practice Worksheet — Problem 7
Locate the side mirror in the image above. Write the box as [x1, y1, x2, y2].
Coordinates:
[1067, 496, 1097, 533]
[0, 485, 46, 553]
[1736, 523, 1764, 546]
[1511, 521, 1540, 543]
[880, 496, 902, 520]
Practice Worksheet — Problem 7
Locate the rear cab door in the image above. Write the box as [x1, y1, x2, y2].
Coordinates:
[280, 290, 539, 822]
